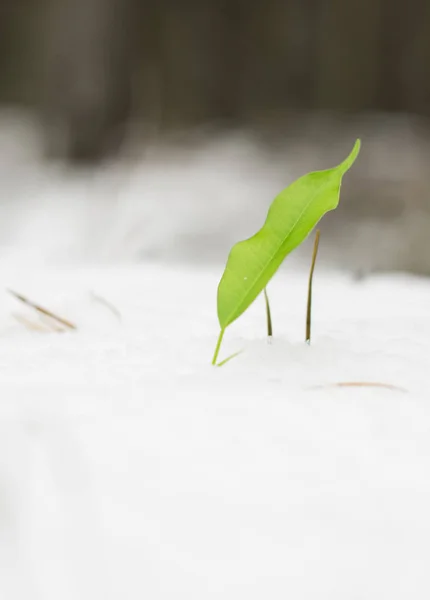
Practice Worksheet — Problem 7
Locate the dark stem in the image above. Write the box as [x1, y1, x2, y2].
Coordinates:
[306, 229, 320, 344]
[263, 287, 273, 337]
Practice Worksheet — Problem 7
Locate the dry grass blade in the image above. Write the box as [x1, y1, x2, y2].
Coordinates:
[7, 289, 77, 331]
[306, 229, 320, 344]
[90, 291, 122, 321]
[312, 381, 407, 393]
[12, 313, 52, 333]
[216, 350, 243, 367]
[39, 313, 68, 332]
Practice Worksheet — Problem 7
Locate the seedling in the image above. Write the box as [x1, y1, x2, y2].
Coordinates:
[212, 139, 361, 365]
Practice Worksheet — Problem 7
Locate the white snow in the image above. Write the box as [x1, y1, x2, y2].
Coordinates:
[0, 113, 429, 598]
[0, 260, 429, 599]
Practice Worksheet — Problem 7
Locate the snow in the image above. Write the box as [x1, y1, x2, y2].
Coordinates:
[0, 260, 429, 599]
[0, 113, 430, 598]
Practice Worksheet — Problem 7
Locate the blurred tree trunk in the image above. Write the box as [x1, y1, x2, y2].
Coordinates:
[377, 0, 408, 112]
[43, 0, 137, 163]
[396, 0, 430, 117]
[155, 0, 245, 128]
[0, 0, 40, 105]
[8, 0, 430, 164]
[315, 0, 381, 111]
[238, 0, 317, 120]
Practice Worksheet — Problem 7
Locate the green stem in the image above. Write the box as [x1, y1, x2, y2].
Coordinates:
[212, 328, 226, 365]
[263, 288, 273, 337]
[306, 229, 320, 344]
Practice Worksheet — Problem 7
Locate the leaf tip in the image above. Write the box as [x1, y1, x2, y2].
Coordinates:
[340, 138, 361, 174]
[352, 137, 361, 157]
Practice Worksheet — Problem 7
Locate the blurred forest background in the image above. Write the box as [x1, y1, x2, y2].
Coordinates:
[2, 0, 430, 161]
[1, 0, 430, 273]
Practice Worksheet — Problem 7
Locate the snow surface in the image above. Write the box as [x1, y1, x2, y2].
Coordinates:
[0, 260, 430, 599]
[0, 112, 430, 598]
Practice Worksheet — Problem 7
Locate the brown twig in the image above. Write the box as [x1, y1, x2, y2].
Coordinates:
[39, 313, 68, 332]
[311, 381, 407, 393]
[306, 229, 320, 344]
[7, 289, 77, 331]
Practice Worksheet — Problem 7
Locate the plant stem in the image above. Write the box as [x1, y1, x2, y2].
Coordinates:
[263, 288, 273, 337]
[306, 229, 320, 344]
[212, 328, 225, 365]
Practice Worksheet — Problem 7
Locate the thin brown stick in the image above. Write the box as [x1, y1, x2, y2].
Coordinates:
[311, 381, 407, 393]
[39, 313, 68, 332]
[306, 229, 320, 344]
[263, 288, 273, 337]
[7, 289, 77, 330]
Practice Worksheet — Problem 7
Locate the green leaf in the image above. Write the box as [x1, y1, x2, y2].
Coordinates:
[217, 139, 360, 329]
